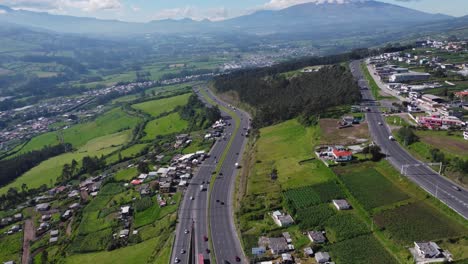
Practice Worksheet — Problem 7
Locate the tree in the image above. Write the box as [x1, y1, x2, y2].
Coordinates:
[41, 249, 48, 264]
[363, 145, 385, 162]
[21, 183, 28, 193]
[397, 127, 418, 146]
[137, 161, 149, 174]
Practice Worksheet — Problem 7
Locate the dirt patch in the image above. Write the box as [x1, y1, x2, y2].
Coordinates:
[319, 119, 369, 145]
[22, 219, 35, 264]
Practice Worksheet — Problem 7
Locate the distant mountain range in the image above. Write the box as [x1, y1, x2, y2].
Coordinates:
[0, 0, 466, 43]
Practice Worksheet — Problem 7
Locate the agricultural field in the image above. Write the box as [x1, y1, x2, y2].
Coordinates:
[326, 234, 397, 264]
[133, 193, 181, 228]
[0, 130, 131, 194]
[283, 181, 344, 209]
[114, 167, 139, 182]
[374, 201, 467, 245]
[325, 213, 370, 243]
[132, 93, 191, 117]
[333, 165, 409, 211]
[142, 113, 188, 140]
[413, 130, 468, 158]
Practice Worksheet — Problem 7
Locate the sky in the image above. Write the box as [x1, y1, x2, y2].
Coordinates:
[0, 0, 466, 22]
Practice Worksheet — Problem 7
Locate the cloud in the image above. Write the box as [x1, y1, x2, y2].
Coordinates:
[131, 5, 140, 12]
[263, 0, 361, 10]
[152, 6, 234, 21]
[0, 0, 122, 13]
[0, 9, 6, 14]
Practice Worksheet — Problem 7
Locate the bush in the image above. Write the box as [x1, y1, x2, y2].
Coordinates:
[397, 127, 418, 146]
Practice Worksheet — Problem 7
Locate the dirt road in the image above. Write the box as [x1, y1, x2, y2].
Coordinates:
[22, 219, 35, 264]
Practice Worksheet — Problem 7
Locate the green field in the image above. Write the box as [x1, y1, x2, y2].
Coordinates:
[374, 201, 467, 245]
[325, 213, 370, 242]
[107, 144, 148, 164]
[8, 108, 140, 157]
[114, 167, 139, 182]
[327, 234, 397, 264]
[132, 93, 191, 117]
[0, 130, 130, 194]
[142, 113, 188, 140]
[133, 193, 181, 228]
[0, 232, 22, 263]
[283, 182, 345, 209]
[334, 165, 409, 211]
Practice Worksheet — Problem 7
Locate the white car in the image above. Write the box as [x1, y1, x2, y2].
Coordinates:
[184, 229, 189, 234]
[180, 249, 186, 254]
[174, 258, 180, 263]
[190, 196, 194, 200]
[378, 122, 382, 126]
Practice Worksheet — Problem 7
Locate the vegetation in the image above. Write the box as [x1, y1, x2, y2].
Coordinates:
[0, 232, 22, 263]
[325, 213, 370, 242]
[142, 113, 188, 140]
[397, 127, 419, 146]
[334, 167, 409, 211]
[327, 235, 398, 264]
[215, 65, 361, 127]
[131, 93, 191, 117]
[374, 202, 467, 245]
[178, 93, 221, 130]
[296, 204, 336, 230]
[284, 182, 344, 210]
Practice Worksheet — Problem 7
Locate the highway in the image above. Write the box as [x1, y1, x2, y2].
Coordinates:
[350, 60, 468, 220]
[171, 86, 248, 264]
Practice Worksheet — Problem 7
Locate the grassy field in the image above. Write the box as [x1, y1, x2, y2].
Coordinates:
[134, 193, 181, 228]
[0, 130, 130, 194]
[374, 201, 468, 245]
[334, 166, 409, 211]
[114, 167, 139, 182]
[106, 144, 148, 164]
[414, 130, 468, 158]
[8, 108, 140, 157]
[0, 232, 22, 263]
[142, 113, 188, 140]
[132, 93, 191, 117]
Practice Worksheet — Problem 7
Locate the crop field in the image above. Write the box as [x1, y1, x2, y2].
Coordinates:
[0, 232, 22, 263]
[142, 113, 188, 140]
[132, 93, 191, 117]
[283, 181, 344, 209]
[327, 234, 397, 264]
[9, 108, 140, 157]
[71, 228, 113, 253]
[296, 204, 336, 230]
[325, 213, 370, 242]
[373, 202, 467, 245]
[334, 166, 409, 210]
[0, 130, 130, 194]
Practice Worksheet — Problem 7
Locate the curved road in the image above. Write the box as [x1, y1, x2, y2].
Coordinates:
[350, 60, 468, 219]
[171, 86, 248, 264]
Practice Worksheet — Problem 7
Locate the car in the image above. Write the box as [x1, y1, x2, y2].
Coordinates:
[235, 256, 241, 262]
[219, 172, 223, 176]
[206, 248, 210, 254]
[174, 258, 180, 263]
[216, 199, 220, 203]
[184, 229, 189, 234]
[378, 122, 382, 126]
[389, 136, 395, 141]
[221, 201, 225, 205]
[453, 186, 461, 191]
[180, 249, 186, 254]
[190, 196, 194, 200]
[204, 236, 208, 241]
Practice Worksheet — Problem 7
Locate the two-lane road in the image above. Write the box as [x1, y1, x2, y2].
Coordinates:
[350, 60, 468, 220]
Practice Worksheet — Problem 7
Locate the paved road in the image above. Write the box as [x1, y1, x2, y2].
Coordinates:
[350, 60, 468, 220]
[171, 87, 248, 264]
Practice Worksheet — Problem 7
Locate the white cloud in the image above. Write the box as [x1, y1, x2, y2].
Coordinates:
[0, 9, 6, 14]
[131, 5, 140, 12]
[0, 0, 122, 13]
[152, 6, 234, 21]
[264, 0, 358, 10]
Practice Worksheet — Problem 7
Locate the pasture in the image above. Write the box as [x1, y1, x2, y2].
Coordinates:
[133, 193, 181, 228]
[106, 144, 148, 164]
[0, 232, 22, 263]
[132, 93, 191, 117]
[142, 113, 188, 140]
[114, 167, 138, 182]
[0, 130, 130, 194]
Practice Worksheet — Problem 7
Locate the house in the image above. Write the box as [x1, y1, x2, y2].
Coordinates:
[315, 252, 331, 263]
[159, 182, 171, 193]
[272, 211, 294, 227]
[281, 253, 293, 263]
[268, 237, 290, 255]
[121, 206, 131, 216]
[332, 199, 351, 210]
[137, 173, 148, 181]
[3, 261, 15, 264]
[68, 190, 80, 198]
[282, 232, 292, 244]
[331, 148, 353, 162]
[50, 230, 59, 237]
[119, 229, 130, 238]
[156, 167, 169, 178]
[252, 247, 266, 256]
[38, 222, 50, 231]
[304, 247, 314, 257]
[13, 213, 23, 222]
[421, 94, 444, 104]
[41, 214, 51, 222]
[35, 203, 50, 211]
[308, 231, 326, 243]
[49, 237, 58, 243]
[417, 115, 463, 129]
[61, 210, 72, 220]
[414, 242, 443, 258]
[69, 203, 80, 210]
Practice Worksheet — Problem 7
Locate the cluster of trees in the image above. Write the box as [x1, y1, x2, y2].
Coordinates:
[178, 94, 221, 130]
[214, 65, 361, 127]
[397, 127, 419, 146]
[58, 155, 106, 183]
[362, 145, 385, 162]
[0, 143, 71, 187]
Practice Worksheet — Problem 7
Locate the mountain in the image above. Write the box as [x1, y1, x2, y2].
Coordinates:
[0, 1, 456, 36]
